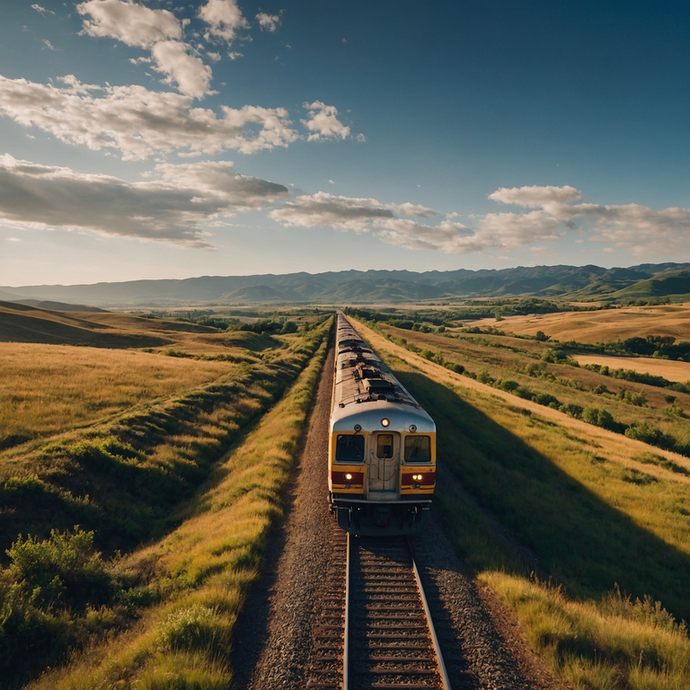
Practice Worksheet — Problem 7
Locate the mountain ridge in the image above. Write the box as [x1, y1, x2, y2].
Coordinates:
[2, 263, 689, 308]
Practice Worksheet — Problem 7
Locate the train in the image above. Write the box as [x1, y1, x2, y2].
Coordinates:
[328, 313, 437, 535]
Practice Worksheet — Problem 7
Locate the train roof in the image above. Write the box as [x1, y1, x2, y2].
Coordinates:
[331, 314, 435, 433]
[331, 399, 435, 433]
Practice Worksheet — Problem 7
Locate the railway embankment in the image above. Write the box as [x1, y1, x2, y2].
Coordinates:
[352, 318, 690, 690]
[3, 322, 329, 689]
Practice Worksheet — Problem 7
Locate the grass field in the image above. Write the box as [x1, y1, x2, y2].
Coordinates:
[0, 343, 242, 449]
[0, 305, 330, 687]
[5, 300, 690, 689]
[575, 354, 690, 383]
[23, 333, 329, 690]
[353, 318, 690, 690]
[466, 302, 690, 343]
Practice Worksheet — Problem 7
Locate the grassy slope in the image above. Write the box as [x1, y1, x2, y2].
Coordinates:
[0, 327, 327, 560]
[0, 342, 245, 449]
[25, 329, 330, 690]
[352, 319, 690, 690]
[465, 303, 690, 343]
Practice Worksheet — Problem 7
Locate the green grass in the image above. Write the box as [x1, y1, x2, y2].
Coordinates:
[25, 328, 329, 689]
[352, 319, 690, 690]
[482, 572, 690, 690]
[0, 321, 330, 688]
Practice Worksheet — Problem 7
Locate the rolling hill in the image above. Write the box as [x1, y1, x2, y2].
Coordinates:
[1, 263, 689, 308]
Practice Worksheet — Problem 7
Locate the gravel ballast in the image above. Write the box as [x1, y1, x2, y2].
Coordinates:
[232, 343, 567, 690]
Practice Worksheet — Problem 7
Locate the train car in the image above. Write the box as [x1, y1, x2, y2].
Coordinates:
[328, 313, 436, 535]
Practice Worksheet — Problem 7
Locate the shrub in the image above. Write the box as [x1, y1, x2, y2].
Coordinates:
[477, 369, 495, 385]
[495, 379, 519, 392]
[7, 527, 112, 610]
[532, 392, 560, 407]
[582, 407, 616, 430]
[625, 422, 663, 445]
[558, 403, 583, 418]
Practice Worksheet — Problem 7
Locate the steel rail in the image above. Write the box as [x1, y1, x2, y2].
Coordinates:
[343, 532, 351, 690]
[342, 536, 451, 690]
[410, 546, 452, 690]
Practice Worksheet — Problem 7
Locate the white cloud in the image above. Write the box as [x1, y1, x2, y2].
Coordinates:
[256, 11, 283, 32]
[270, 192, 394, 231]
[199, 0, 249, 44]
[587, 203, 690, 256]
[42, 39, 55, 50]
[0, 75, 299, 160]
[388, 202, 436, 218]
[150, 40, 213, 98]
[0, 155, 288, 247]
[489, 184, 582, 208]
[270, 193, 471, 252]
[31, 3, 55, 15]
[270, 185, 690, 258]
[301, 101, 351, 141]
[78, 1, 214, 98]
[77, 0, 182, 48]
[485, 185, 690, 257]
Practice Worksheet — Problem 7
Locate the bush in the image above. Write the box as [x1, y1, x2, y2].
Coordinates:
[559, 403, 583, 418]
[477, 369, 495, 385]
[532, 393, 560, 407]
[7, 527, 112, 610]
[625, 422, 663, 445]
[582, 407, 616, 431]
[495, 379, 519, 392]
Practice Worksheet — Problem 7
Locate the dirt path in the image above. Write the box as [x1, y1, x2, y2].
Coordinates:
[231, 339, 568, 690]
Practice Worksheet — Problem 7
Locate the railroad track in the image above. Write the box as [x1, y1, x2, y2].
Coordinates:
[308, 531, 451, 689]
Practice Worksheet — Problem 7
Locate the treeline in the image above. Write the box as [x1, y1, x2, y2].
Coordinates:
[581, 362, 690, 395]
[344, 299, 596, 328]
[561, 335, 690, 362]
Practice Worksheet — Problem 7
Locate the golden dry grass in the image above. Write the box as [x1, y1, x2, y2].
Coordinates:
[352, 317, 690, 689]
[25, 334, 329, 690]
[352, 319, 690, 548]
[0, 342, 236, 446]
[574, 354, 690, 383]
[467, 303, 690, 343]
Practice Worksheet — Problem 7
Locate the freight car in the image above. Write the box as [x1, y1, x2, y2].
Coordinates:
[329, 314, 436, 535]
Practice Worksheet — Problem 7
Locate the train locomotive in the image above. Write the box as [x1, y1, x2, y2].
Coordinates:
[328, 314, 437, 535]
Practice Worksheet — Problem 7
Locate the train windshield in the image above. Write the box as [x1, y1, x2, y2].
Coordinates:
[404, 435, 431, 462]
[336, 434, 365, 463]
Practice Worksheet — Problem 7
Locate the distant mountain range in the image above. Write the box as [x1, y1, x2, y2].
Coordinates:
[2, 263, 690, 308]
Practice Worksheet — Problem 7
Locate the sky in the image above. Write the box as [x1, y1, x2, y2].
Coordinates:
[2, 0, 690, 287]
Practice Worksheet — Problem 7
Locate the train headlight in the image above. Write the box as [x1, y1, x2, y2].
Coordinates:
[413, 474, 423, 481]
[354, 424, 362, 432]
[381, 418, 390, 427]
[409, 424, 417, 432]
[345, 473, 353, 481]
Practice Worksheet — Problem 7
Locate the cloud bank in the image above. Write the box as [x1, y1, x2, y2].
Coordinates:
[0, 76, 299, 160]
[271, 185, 690, 257]
[0, 155, 288, 246]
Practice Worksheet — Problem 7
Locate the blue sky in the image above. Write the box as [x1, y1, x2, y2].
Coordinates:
[2, 0, 690, 286]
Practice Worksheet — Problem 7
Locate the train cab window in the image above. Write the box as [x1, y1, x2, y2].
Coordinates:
[336, 434, 364, 463]
[376, 434, 394, 459]
[404, 435, 431, 462]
